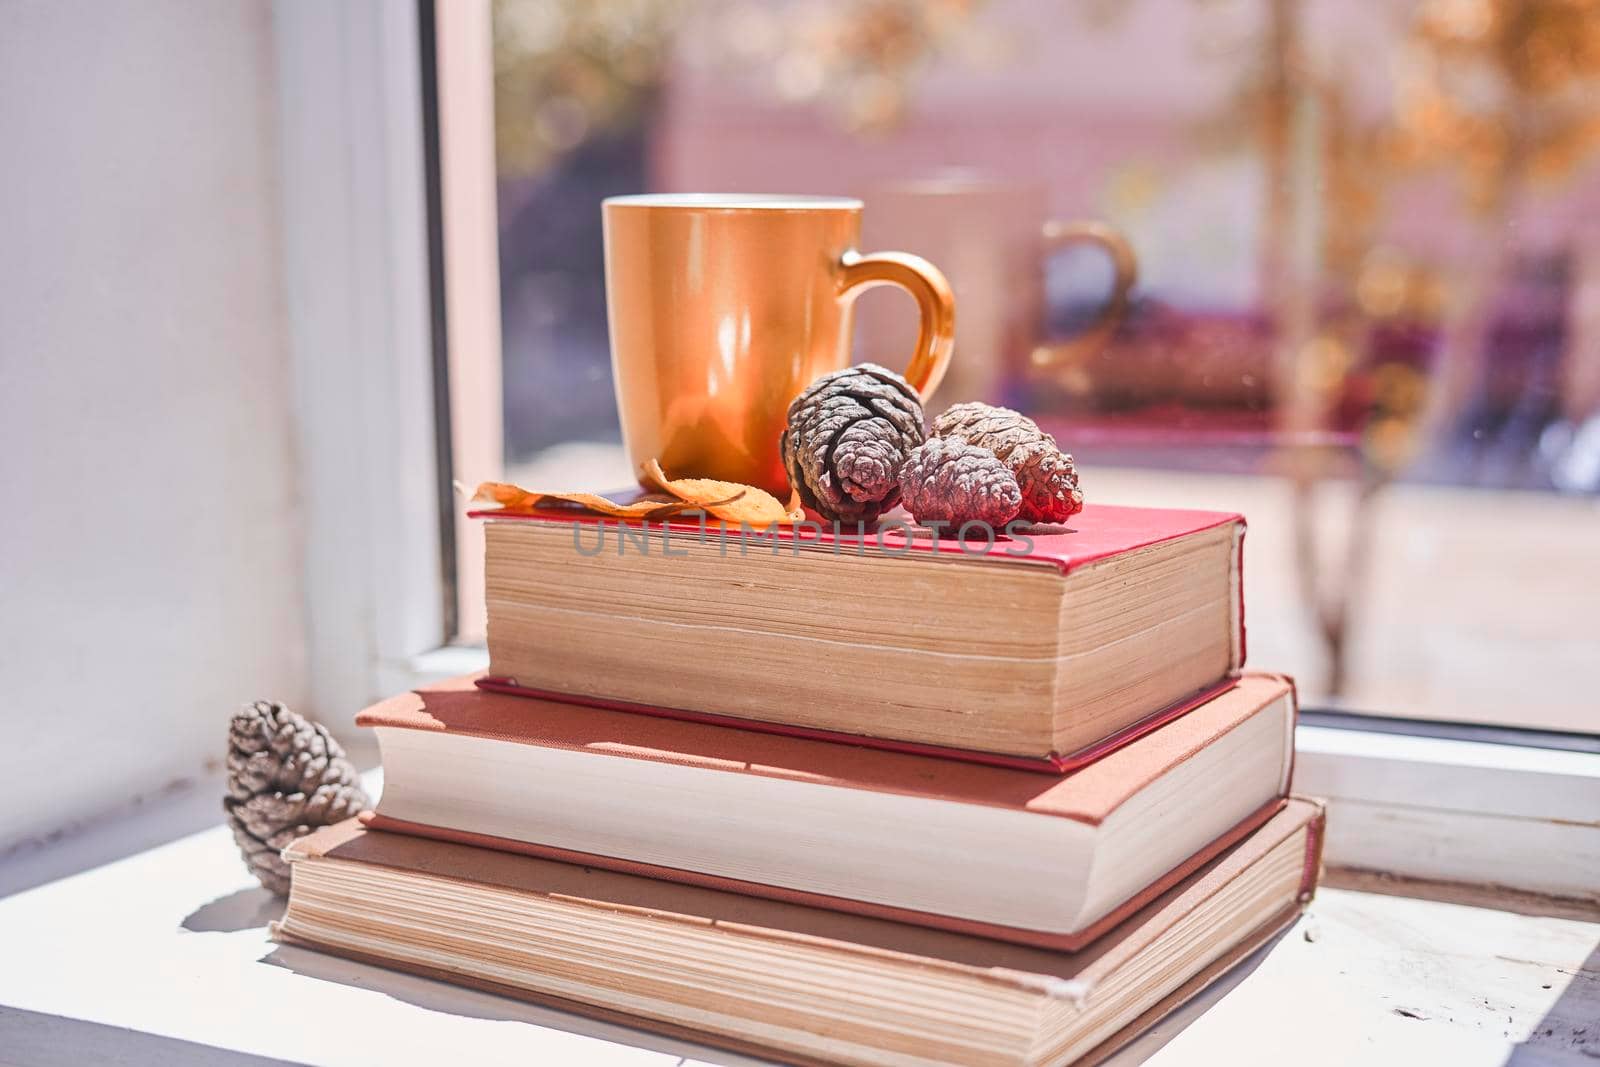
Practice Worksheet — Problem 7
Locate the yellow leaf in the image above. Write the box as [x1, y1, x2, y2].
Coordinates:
[643, 460, 806, 527]
[468, 481, 694, 520]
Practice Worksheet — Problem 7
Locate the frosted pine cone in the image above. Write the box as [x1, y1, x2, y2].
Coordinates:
[781, 363, 926, 523]
[224, 700, 369, 895]
[898, 437, 1021, 529]
[931, 402, 1084, 524]
[932, 402, 1046, 457]
[1010, 439, 1084, 523]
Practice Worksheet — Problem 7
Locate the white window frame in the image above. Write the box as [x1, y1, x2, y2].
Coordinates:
[276, 2, 1600, 905]
[276, 0, 502, 713]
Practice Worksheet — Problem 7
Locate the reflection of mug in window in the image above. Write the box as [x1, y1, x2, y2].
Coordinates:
[857, 174, 1136, 410]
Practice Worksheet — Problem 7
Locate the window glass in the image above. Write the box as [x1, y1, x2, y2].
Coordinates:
[490, 0, 1600, 731]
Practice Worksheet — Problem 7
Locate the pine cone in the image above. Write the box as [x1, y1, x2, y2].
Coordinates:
[780, 363, 926, 523]
[224, 700, 369, 896]
[931, 402, 1084, 524]
[898, 437, 1021, 529]
[1009, 439, 1084, 523]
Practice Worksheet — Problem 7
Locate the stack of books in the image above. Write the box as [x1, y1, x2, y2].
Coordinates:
[274, 504, 1323, 1066]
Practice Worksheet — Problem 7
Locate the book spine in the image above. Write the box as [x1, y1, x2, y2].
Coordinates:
[1234, 520, 1248, 669]
[1296, 799, 1328, 904]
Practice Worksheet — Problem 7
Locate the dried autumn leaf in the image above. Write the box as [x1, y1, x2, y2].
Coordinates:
[644, 460, 805, 527]
[468, 481, 695, 520]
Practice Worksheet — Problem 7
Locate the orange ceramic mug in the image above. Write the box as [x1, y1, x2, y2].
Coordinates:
[603, 194, 956, 498]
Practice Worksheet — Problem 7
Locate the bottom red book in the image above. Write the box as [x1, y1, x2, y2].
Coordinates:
[274, 799, 1323, 1067]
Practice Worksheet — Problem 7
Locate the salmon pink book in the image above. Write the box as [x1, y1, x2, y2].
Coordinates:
[279, 800, 1325, 1067]
[358, 673, 1296, 950]
[473, 501, 1247, 769]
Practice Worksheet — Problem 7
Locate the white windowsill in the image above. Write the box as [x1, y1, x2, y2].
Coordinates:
[1296, 724, 1600, 901]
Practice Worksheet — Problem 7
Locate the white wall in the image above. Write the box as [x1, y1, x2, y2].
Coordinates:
[0, 1, 306, 851]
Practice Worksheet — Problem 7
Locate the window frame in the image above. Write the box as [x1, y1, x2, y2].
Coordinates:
[277, 0, 455, 718]
[284, 2, 1600, 904]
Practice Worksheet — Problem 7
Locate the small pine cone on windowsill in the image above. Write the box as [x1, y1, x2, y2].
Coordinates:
[931, 402, 1084, 524]
[898, 437, 1021, 530]
[224, 700, 370, 896]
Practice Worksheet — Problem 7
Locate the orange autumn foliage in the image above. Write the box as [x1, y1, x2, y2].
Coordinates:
[469, 461, 805, 528]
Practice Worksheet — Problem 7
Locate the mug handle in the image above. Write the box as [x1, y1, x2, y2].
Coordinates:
[837, 250, 957, 401]
[1029, 220, 1138, 369]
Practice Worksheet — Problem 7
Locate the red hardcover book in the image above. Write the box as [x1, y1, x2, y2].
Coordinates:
[473, 501, 1246, 769]
[358, 673, 1296, 949]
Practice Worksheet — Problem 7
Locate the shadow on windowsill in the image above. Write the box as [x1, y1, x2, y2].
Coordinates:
[259, 943, 768, 1065]
[182, 886, 284, 934]
[1325, 867, 1600, 924]
[1098, 925, 1289, 1066]
[0, 1006, 305, 1067]
[1503, 941, 1600, 1067]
